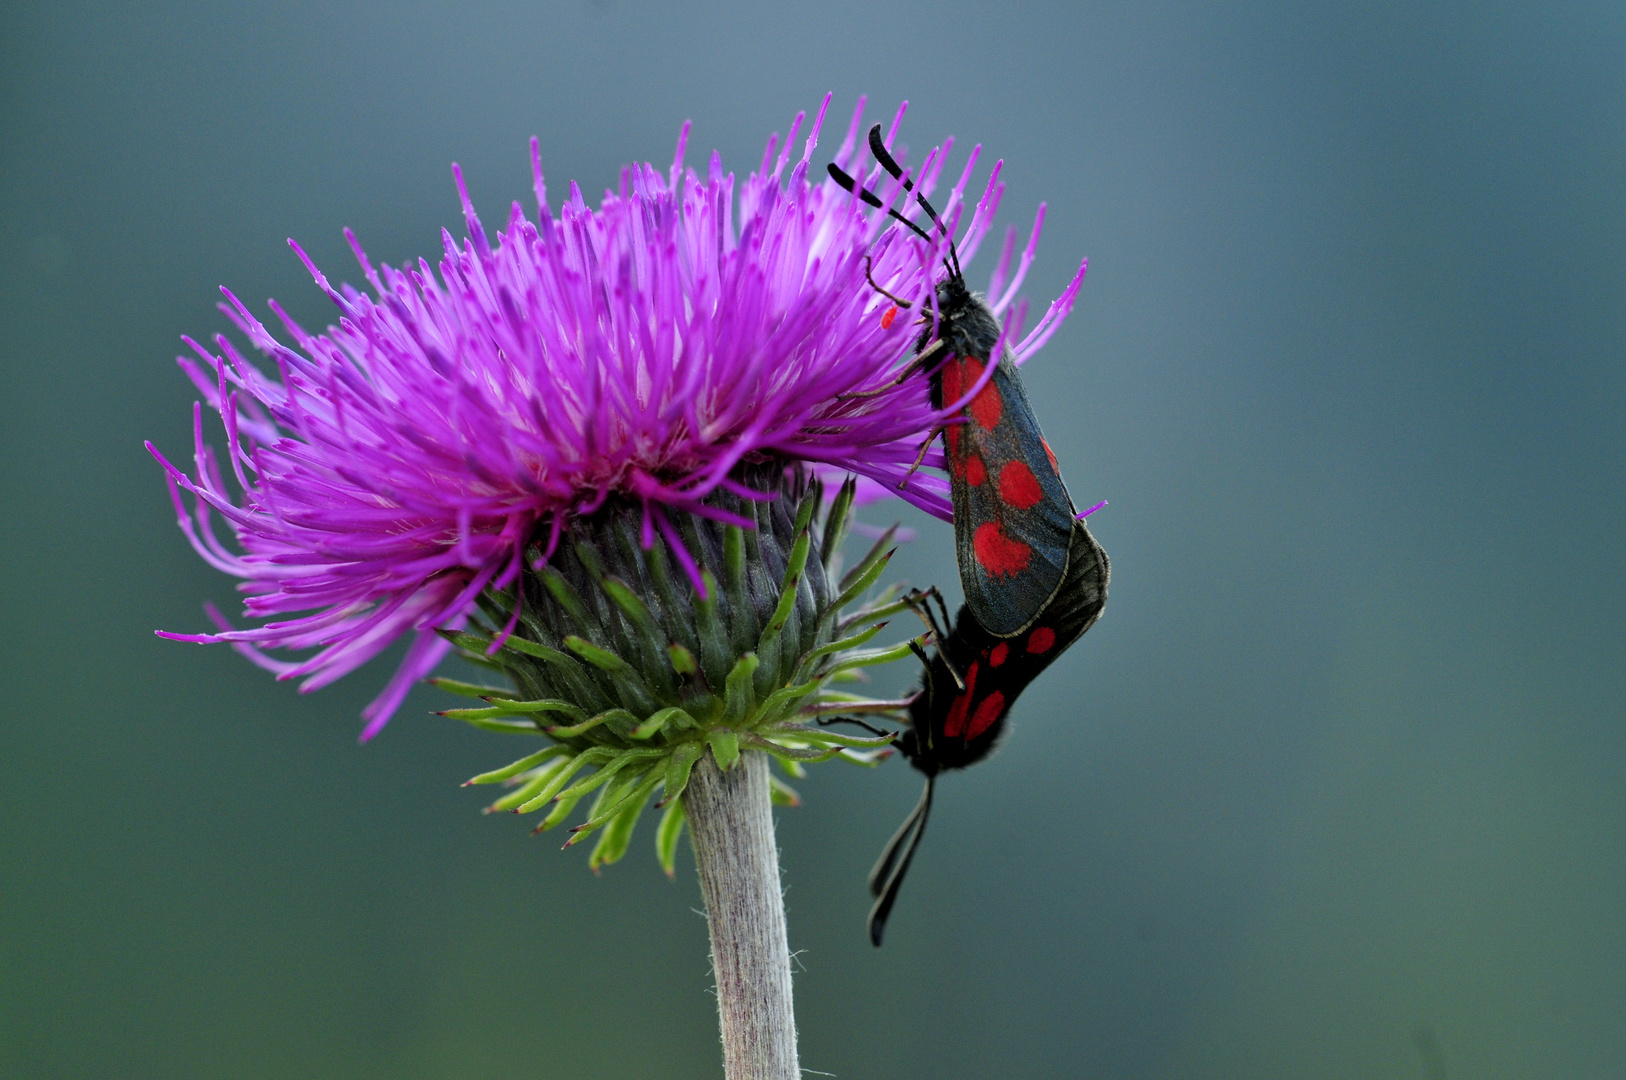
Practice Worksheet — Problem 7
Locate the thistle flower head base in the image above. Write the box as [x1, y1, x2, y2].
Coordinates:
[451, 467, 919, 871]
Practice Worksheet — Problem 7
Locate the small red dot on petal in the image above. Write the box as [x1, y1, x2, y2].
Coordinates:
[881, 306, 898, 329]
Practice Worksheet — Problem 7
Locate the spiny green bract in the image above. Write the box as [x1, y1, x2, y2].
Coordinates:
[433, 470, 922, 875]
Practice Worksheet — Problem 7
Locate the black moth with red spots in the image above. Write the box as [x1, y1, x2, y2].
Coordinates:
[830, 124, 1110, 946]
[868, 520, 1107, 944]
[926, 274, 1086, 637]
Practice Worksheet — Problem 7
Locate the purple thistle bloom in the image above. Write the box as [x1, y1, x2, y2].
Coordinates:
[149, 95, 1088, 740]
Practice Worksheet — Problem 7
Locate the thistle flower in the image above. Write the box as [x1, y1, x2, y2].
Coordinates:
[150, 95, 1085, 752]
[151, 94, 1090, 837]
[151, 95, 1089, 1079]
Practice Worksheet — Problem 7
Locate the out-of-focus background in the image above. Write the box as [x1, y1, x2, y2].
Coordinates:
[3, 2, 1622, 1077]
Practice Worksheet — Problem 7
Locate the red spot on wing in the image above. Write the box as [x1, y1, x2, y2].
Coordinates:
[966, 691, 1006, 739]
[942, 661, 979, 738]
[881, 306, 898, 329]
[969, 379, 1002, 429]
[1042, 438, 1059, 472]
[989, 642, 1009, 667]
[973, 522, 1032, 577]
[942, 356, 1003, 430]
[944, 422, 961, 456]
[1027, 626, 1056, 654]
[998, 460, 1043, 509]
[940, 355, 970, 401]
[964, 454, 987, 485]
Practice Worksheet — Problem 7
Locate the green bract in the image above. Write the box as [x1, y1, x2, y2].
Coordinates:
[435, 469, 917, 874]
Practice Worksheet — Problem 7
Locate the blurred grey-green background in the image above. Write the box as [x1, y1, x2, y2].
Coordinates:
[3, 1, 1623, 1077]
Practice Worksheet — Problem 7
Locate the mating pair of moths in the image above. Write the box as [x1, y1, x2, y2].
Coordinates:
[828, 126, 1110, 945]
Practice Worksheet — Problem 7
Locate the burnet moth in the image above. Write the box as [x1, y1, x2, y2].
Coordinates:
[829, 124, 1110, 945]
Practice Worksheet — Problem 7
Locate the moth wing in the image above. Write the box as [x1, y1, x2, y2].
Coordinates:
[943, 357, 1079, 636]
[1048, 517, 1110, 647]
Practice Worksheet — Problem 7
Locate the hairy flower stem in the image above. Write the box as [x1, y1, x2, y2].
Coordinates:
[685, 749, 799, 1080]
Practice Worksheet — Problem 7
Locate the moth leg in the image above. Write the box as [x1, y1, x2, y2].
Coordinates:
[904, 587, 964, 688]
[924, 586, 954, 642]
[912, 337, 948, 367]
[838, 338, 947, 400]
[905, 586, 955, 642]
[815, 715, 896, 739]
[896, 426, 943, 488]
[863, 254, 913, 308]
[838, 362, 923, 401]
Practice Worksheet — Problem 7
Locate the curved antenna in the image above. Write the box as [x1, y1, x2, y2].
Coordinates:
[867, 124, 962, 280]
[827, 163, 935, 246]
[866, 776, 936, 946]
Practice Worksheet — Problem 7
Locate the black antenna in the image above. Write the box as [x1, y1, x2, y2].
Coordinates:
[866, 776, 935, 946]
[867, 124, 962, 280]
[827, 162, 935, 246]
